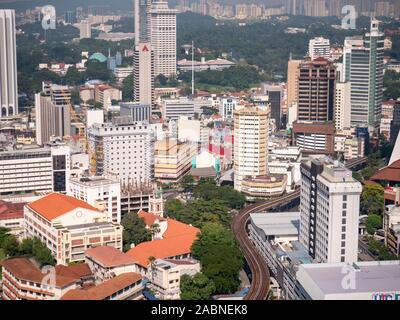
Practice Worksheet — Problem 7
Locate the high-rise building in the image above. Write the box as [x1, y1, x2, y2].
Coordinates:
[390, 103, 400, 146]
[133, 0, 155, 106]
[79, 20, 91, 39]
[263, 84, 283, 129]
[334, 82, 351, 131]
[233, 107, 269, 192]
[219, 97, 237, 120]
[297, 58, 336, 122]
[343, 19, 384, 132]
[35, 83, 71, 146]
[308, 37, 330, 61]
[150, 1, 177, 78]
[300, 156, 362, 263]
[0, 10, 18, 118]
[120, 102, 151, 122]
[87, 119, 154, 188]
[287, 59, 302, 109]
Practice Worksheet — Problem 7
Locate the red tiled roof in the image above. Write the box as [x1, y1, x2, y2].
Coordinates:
[27, 193, 99, 221]
[85, 246, 136, 268]
[127, 211, 200, 268]
[371, 160, 400, 183]
[0, 201, 25, 221]
[60, 272, 142, 300]
[137, 209, 165, 227]
[1, 258, 92, 288]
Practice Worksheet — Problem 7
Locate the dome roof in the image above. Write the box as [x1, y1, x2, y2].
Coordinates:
[89, 52, 107, 63]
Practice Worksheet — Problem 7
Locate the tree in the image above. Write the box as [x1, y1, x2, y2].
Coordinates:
[180, 174, 195, 193]
[366, 214, 382, 235]
[3, 236, 19, 257]
[180, 273, 216, 300]
[155, 74, 168, 86]
[121, 211, 152, 251]
[368, 239, 398, 261]
[122, 74, 134, 101]
[192, 222, 243, 294]
[360, 184, 385, 216]
[65, 66, 84, 86]
[31, 238, 56, 266]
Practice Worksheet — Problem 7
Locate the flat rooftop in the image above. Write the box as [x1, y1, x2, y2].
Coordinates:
[298, 261, 400, 295]
[250, 211, 300, 236]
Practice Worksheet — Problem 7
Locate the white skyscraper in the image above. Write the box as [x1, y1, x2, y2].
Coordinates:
[87, 119, 154, 188]
[308, 37, 330, 60]
[133, 0, 155, 106]
[334, 82, 351, 131]
[0, 9, 18, 117]
[299, 156, 362, 264]
[150, 1, 177, 78]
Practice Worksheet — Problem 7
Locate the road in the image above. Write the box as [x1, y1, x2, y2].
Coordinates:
[233, 190, 300, 300]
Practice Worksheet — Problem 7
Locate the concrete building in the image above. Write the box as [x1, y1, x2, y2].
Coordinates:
[292, 121, 335, 154]
[84, 246, 137, 284]
[87, 120, 154, 188]
[390, 103, 400, 146]
[0, 10, 18, 118]
[308, 37, 330, 61]
[287, 59, 302, 109]
[149, 259, 200, 300]
[95, 85, 121, 111]
[264, 85, 283, 129]
[299, 156, 362, 263]
[177, 116, 201, 143]
[0, 200, 25, 237]
[154, 139, 197, 183]
[233, 107, 268, 192]
[35, 83, 71, 146]
[79, 20, 91, 39]
[120, 102, 151, 122]
[150, 1, 177, 77]
[133, 0, 155, 106]
[1, 258, 94, 300]
[343, 20, 384, 132]
[334, 82, 351, 131]
[161, 97, 196, 120]
[384, 204, 400, 257]
[24, 193, 123, 265]
[68, 176, 121, 224]
[219, 97, 237, 120]
[297, 261, 400, 300]
[0, 144, 70, 196]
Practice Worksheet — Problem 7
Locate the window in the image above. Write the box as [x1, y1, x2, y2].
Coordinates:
[341, 234, 346, 240]
[343, 195, 347, 201]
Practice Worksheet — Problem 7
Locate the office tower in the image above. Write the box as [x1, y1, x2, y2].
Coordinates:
[87, 119, 154, 188]
[219, 97, 237, 120]
[287, 59, 302, 109]
[233, 107, 269, 192]
[264, 85, 283, 129]
[133, 0, 155, 106]
[303, 0, 327, 16]
[150, 1, 177, 77]
[0, 144, 70, 195]
[79, 20, 91, 39]
[390, 103, 400, 146]
[343, 19, 384, 133]
[161, 97, 196, 120]
[76, 6, 84, 22]
[293, 58, 336, 154]
[120, 102, 151, 122]
[65, 10, 77, 24]
[0, 10, 18, 118]
[35, 83, 71, 146]
[334, 82, 351, 131]
[297, 58, 336, 122]
[308, 37, 330, 61]
[300, 157, 362, 263]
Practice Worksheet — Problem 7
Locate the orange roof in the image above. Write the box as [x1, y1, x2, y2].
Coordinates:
[371, 160, 400, 183]
[137, 209, 165, 227]
[1, 258, 93, 288]
[127, 211, 200, 268]
[85, 246, 136, 268]
[0, 200, 24, 221]
[28, 193, 99, 221]
[61, 272, 142, 300]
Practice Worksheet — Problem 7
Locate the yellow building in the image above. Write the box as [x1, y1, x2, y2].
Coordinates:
[154, 139, 197, 183]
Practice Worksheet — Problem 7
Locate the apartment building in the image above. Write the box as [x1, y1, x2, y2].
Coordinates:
[24, 193, 123, 265]
[299, 156, 362, 263]
[308, 37, 330, 60]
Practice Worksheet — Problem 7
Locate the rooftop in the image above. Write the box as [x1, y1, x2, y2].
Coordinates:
[371, 160, 400, 183]
[61, 272, 142, 300]
[28, 193, 99, 222]
[298, 261, 400, 296]
[85, 246, 136, 268]
[250, 211, 300, 236]
[0, 200, 25, 220]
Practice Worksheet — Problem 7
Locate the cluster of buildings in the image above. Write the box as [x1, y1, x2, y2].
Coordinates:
[177, 0, 400, 19]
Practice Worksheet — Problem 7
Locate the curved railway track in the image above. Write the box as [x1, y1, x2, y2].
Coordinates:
[233, 190, 301, 300]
